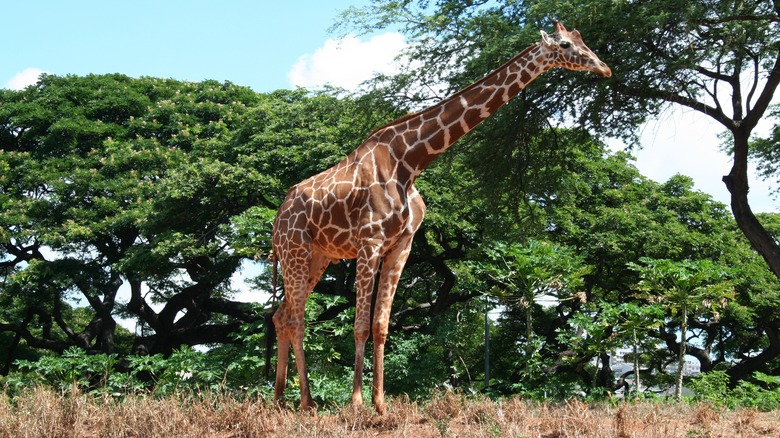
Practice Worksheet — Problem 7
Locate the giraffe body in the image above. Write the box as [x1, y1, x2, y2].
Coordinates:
[270, 22, 611, 414]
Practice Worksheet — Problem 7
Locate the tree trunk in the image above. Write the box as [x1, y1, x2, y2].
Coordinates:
[723, 130, 780, 279]
[675, 304, 688, 402]
[727, 326, 780, 385]
[633, 328, 641, 397]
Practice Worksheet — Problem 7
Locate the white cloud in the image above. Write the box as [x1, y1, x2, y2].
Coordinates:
[610, 107, 777, 212]
[288, 32, 407, 91]
[5, 67, 47, 90]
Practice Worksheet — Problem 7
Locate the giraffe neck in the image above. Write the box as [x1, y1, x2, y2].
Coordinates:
[379, 43, 553, 181]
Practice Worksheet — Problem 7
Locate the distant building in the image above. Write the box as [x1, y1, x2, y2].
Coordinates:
[608, 347, 701, 377]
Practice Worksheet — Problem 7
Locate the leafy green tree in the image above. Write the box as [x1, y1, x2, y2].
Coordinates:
[0, 74, 269, 358]
[567, 302, 664, 397]
[336, 1, 780, 390]
[617, 303, 665, 396]
[0, 76, 404, 369]
[630, 258, 735, 400]
[441, 0, 780, 280]
[469, 239, 589, 397]
[478, 240, 588, 383]
[540, 134, 780, 387]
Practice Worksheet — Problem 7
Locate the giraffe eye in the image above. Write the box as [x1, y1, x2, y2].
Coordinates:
[559, 41, 571, 49]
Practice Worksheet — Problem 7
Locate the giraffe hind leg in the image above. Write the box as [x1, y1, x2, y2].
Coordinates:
[273, 307, 291, 404]
[272, 250, 330, 411]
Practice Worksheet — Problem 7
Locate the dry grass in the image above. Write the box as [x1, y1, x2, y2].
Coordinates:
[1, 387, 778, 438]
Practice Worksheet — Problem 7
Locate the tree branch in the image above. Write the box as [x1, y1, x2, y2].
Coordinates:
[612, 82, 735, 129]
[0, 322, 69, 353]
[691, 15, 780, 26]
[127, 278, 160, 330]
[743, 51, 780, 130]
[727, 325, 780, 385]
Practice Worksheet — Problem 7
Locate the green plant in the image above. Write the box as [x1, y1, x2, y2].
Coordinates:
[690, 370, 780, 411]
[732, 372, 780, 411]
[12, 347, 120, 394]
[689, 370, 730, 407]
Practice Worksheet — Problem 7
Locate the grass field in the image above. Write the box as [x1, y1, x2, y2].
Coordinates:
[1, 387, 778, 437]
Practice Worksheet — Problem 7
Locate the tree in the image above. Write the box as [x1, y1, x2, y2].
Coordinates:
[618, 304, 664, 397]
[479, 240, 588, 383]
[0, 76, 401, 364]
[630, 258, 734, 401]
[0, 75, 268, 357]
[336, 0, 780, 390]
[568, 301, 665, 397]
[536, 0, 780, 278]
[546, 144, 779, 388]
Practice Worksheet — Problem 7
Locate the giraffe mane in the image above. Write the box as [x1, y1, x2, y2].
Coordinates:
[365, 42, 542, 140]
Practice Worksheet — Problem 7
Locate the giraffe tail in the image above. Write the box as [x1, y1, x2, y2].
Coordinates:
[264, 251, 279, 381]
[271, 251, 278, 305]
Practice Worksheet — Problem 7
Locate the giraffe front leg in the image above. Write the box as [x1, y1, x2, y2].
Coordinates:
[371, 235, 413, 415]
[351, 241, 381, 409]
[350, 277, 373, 408]
[292, 327, 315, 411]
[351, 329, 368, 407]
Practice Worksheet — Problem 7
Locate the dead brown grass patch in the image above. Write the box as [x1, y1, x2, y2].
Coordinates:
[1, 387, 779, 437]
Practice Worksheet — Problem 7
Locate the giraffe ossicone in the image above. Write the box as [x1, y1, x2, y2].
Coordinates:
[269, 21, 610, 414]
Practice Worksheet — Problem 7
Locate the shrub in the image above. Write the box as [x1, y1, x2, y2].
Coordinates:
[689, 370, 780, 411]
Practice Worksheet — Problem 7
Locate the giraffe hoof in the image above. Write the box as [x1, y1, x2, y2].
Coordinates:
[300, 396, 317, 414]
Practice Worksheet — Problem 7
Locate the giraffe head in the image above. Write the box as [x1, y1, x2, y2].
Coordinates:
[540, 21, 612, 77]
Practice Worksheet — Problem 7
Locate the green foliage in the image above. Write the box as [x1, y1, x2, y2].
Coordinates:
[630, 258, 735, 401]
[4, 343, 275, 400]
[690, 370, 780, 411]
[732, 373, 780, 411]
[750, 105, 780, 191]
[11, 347, 119, 393]
[479, 240, 589, 305]
[688, 370, 731, 406]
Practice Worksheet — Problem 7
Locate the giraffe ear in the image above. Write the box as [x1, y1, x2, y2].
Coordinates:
[540, 30, 553, 47]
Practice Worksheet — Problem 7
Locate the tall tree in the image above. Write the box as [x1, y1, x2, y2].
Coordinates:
[0, 75, 265, 357]
[630, 258, 734, 401]
[339, 0, 780, 281]
[0, 77, 396, 362]
[337, 0, 780, 390]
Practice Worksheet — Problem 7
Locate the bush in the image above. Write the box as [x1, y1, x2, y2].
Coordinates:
[689, 370, 780, 411]
[3, 345, 273, 400]
[688, 370, 730, 406]
[732, 372, 780, 411]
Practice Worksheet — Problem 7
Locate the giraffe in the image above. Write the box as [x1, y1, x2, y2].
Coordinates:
[270, 21, 611, 414]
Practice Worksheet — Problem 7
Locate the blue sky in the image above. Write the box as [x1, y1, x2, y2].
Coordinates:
[2, 0, 376, 92]
[3, 1, 777, 212]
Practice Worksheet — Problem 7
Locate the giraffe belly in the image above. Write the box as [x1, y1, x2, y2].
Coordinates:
[310, 203, 420, 260]
[289, 171, 426, 260]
